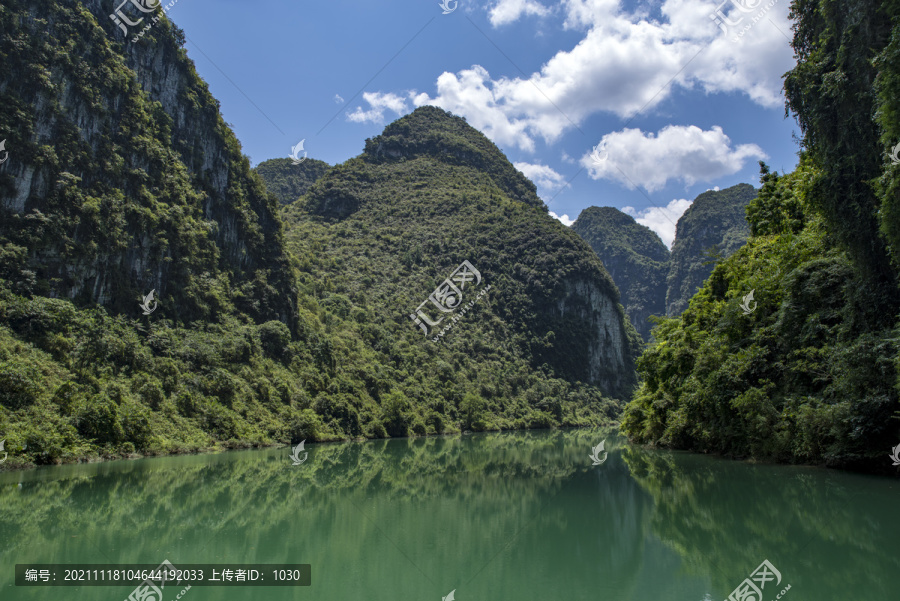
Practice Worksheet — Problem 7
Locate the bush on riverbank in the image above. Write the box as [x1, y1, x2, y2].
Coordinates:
[621, 161, 900, 470]
[0, 289, 619, 468]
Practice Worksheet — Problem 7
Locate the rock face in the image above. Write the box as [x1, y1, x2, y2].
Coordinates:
[572, 207, 670, 340]
[0, 0, 296, 326]
[555, 277, 634, 393]
[272, 106, 639, 397]
[665, 184, 757, 316]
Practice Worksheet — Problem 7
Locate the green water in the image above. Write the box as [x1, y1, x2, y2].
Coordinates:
[1, 429, 899, 601]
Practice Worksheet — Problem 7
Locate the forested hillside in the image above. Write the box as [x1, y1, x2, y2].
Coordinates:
[275, 105, 641, 404]
[254, 158, 331, 206]
[572, 207, 670, 340]
[0, 1, 637, 467]
[665, 184, 755, 316]
[621, 0, 900, 471]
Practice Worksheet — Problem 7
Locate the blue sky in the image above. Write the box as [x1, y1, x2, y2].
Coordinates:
[162, 0, 799, 246]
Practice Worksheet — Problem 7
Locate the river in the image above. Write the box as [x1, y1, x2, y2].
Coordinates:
[1, 429, 898, 600]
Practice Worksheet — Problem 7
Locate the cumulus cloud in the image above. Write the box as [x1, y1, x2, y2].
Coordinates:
[549, 211, 575, 226]
[406, 0, 793, 151]
[622, 198, 692, 248]
[582, 125, 766, 191]
[514, 161, 567, 191]
[489, 0, 551, 26]
[334, 94, 345, 104]
[347, 92, 411, 124]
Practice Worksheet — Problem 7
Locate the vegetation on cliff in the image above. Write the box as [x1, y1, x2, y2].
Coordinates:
[665, 184, 756, 316]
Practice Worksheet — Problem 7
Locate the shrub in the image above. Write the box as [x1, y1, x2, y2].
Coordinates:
[289, 408, 323, 443]
[381, 391, 411, 437]
[120, 402, 153, 449]
[0, 360, 42, 409]
[259, 320, 291, 359]
[76, 395, 124, 444]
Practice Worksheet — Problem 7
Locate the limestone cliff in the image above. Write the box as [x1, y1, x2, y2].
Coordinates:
[0, 0, 296, 326]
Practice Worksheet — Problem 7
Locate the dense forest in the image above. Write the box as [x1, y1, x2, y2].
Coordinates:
[254, 158, 331, 206]
[1, 0, 899, 475]
[0, 1, 638, 467]
[621, 0, 900, 471]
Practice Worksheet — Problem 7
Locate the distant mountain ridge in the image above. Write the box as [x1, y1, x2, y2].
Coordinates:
[571, 184, 756, 339]
[572, 207, 669, 340]
[665, 184, 756, 316]
[255, 158, 331, 205]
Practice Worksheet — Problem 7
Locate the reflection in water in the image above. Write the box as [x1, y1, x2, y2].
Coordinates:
[623, 447, 900, 600]
[0, 430, 897, 600]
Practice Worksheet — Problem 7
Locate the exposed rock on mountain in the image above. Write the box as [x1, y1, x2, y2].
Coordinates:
[0, 0, 296, 326]
[572, 207, 670, 340]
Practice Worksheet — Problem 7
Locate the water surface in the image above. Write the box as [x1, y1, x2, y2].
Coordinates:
[1, 429, 898, 600]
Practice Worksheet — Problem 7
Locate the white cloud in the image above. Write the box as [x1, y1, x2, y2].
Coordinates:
[489, 0, 551, 26]
[582, 125, 766, 192]
[549, 211, 575, 226]
[405, 0, 793, 151]
[412, 66, 539, 152]
[347, 92, 411, 124]
[334, 94, 345, 104]
[514, 161, 566, 190]
[622, 198, 692, 248]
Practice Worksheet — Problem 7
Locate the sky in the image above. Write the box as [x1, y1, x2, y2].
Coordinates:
[160, 0, 799, 247]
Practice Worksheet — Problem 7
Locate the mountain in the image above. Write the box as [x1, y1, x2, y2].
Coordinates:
[254, 158, 331, 205]
[0, 0, 296, 327]
[665, 184, 756, 316]
[572, 207, 669, 340]
[278, 106, 641, 399]
[0, 1, 638, 466]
